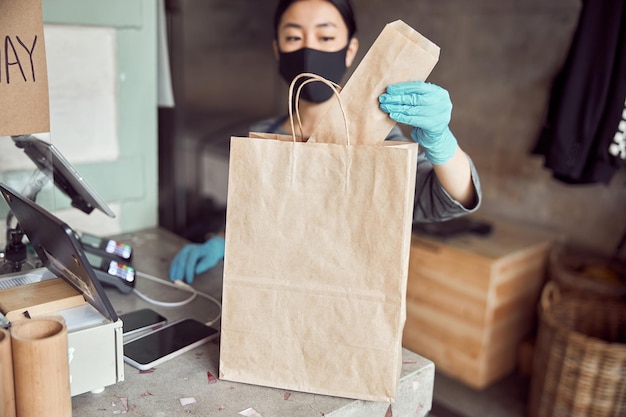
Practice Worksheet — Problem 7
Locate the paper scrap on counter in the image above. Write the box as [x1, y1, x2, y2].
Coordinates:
[179, 397, 196, 406]
[207, 371, 218, 384]
[239, 408, 264, 417]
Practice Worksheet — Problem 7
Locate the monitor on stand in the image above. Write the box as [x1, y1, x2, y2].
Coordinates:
[1, 135, 116, 274]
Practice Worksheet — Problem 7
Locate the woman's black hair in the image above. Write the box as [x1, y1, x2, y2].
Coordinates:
[273, 0, 357, 40]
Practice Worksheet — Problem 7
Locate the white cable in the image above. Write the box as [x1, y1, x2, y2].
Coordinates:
[133, 270, 222, 327]
[132, 287, 197, 308]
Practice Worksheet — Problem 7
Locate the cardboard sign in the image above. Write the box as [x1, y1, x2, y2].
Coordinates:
[0, 0, 50, 136]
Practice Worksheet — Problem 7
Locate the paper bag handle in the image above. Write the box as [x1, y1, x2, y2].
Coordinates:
[288, 72, 350, 145]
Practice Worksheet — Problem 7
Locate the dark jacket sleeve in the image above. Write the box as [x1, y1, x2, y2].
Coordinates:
[386, 125, 482, 222]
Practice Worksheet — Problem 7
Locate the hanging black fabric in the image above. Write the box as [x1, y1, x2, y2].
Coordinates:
[532, 0, 626, 184]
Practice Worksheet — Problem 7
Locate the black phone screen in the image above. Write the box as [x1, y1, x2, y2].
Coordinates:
[120, 309, 167, 335]
[123, 319, 218, 368]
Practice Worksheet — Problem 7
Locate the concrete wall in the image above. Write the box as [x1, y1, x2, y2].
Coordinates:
[179, 0, 626, 259]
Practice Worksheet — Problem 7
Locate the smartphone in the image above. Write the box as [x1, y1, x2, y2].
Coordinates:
[119, 309, 167, 337]
[80, 232, 133, 261]
[84, 251, 136, 293]
[123, 318, 219, 370]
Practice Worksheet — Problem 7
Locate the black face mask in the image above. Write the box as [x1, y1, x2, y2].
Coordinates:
[278, 45, 349, 103]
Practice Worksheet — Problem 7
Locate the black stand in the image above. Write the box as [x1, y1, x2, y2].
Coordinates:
[0, 169, 50, 274]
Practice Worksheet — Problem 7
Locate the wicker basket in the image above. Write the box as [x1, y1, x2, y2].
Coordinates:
[528, 282, 626, 417]
[549, 245, 626, 299]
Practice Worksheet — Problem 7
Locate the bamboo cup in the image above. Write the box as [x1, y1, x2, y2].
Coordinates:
[0, 327, 16, 417]
[10, 317, 71, 417]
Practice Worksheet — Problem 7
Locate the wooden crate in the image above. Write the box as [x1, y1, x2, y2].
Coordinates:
[403, 216, 553, 389]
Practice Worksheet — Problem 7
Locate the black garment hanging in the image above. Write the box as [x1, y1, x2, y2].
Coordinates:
[532, 0, 626, 184]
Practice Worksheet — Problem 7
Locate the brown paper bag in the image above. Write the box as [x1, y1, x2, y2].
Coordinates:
[0, 0, 50, 136]
[219, 75, 418, 402]
[310, 20, 439, 145]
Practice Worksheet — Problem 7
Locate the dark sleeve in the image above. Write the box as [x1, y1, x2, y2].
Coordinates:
[413, 154, 482, 223]
[385, 126, 482, 222]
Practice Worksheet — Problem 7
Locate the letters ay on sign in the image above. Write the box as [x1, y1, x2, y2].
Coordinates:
[0, 0, 50, 137]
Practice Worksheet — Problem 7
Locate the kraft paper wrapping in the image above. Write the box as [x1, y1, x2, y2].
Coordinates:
[0, 328, 16, 417]
[10, 317, 71, 417]
[309, 20, 439, 145]
[220, 75, 419, 401]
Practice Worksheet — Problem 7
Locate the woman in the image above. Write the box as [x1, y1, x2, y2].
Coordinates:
[170, 0, 481, 283]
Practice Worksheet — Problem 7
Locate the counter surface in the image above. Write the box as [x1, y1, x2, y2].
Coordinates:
[71, 228, 434, 417]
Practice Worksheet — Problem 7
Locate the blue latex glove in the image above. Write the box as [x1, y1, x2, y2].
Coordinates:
[169, 236, 225, 284]
[379, 81, 458, 165]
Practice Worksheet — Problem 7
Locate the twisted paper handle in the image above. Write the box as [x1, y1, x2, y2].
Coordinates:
[288, 72, 350, 145]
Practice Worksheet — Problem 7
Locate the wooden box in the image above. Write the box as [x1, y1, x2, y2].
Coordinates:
[403, 216, 553, 389]
[0, 269, 124, 397]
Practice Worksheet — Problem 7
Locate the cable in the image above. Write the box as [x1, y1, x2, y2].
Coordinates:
[132, 287, 197, 308]
[133, 270, 222, 327]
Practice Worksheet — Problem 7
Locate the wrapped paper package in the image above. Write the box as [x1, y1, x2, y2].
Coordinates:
[310, 20, 440, 145]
